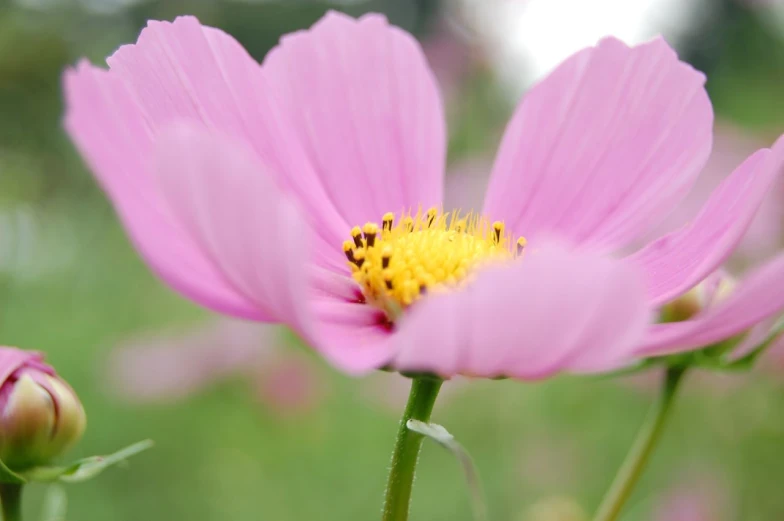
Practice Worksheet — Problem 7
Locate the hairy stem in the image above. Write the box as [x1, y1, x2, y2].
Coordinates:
[382, 377, 443, 521]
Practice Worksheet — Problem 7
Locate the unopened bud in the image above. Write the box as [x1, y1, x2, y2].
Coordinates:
[660, 270, 736, 323]
[0, 347, 86, 471]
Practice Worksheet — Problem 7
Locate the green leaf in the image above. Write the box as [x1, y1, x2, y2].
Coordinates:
[406, 420, 487, 521]
[21, 439, 153, 484]
[0, 457, 26, 485]
[60, 439, 154, 483]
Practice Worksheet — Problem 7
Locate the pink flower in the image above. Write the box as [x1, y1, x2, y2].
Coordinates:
[651, 473, 732, 521]
[108, 319, 328, 416]
[64, 13, 784, 379]
[108, 319, 263, 402]
[253, 350, 327, 417]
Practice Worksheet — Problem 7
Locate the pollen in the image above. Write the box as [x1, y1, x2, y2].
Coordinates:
[344, 207, 527, 318]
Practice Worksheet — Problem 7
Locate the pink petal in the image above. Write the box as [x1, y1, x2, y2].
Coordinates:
[389, 245, 651, 379]
[627, 135, 784, 307]
[0, 347, 47, 384]
[153, 125, 393, 375]
[103, 16, 349, 272]
[309, 298, 396, 374]
[63, 62, 265, 320]
[483, 37, 712, 251]
[261, 11, 446, 227]
[729, 319, 775, 361]
[154, 124, 311, 327]
[638, 252, 784, 356]
[638, 123, 783, 263]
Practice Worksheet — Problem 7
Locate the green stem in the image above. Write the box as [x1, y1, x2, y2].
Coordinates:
[593, 367, 687, 521]
[382, 377, 443, 521]
[0, 483, 23, 521]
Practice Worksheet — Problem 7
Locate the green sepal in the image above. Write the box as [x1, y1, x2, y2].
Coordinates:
[599, 317, 784, 378]
[0, 457, 26, 484]
[597, 358, 659, 379]
[20, 439, 153, 484]
[663, 318, 784, 372]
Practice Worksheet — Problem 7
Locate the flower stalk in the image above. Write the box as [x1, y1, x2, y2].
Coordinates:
[592, 366, 687, 521]
[0, 483, 23, 521]
[382, 377, 443, 521]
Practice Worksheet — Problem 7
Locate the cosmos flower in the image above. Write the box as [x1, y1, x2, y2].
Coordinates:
[64, 12, 783, 379]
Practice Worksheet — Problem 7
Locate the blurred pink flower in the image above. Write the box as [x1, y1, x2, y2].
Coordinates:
[65, 12, 784, 380]
[651, 473, 732, 521]
[108, 320, 327, 416]
[253, 350, 327, 417]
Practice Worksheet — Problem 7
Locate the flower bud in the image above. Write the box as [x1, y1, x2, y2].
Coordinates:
[0, 347, 86, 471]
[660, 270, 736, 323]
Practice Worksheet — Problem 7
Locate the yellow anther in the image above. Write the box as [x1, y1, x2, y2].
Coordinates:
[426, 207, 438, 227]
[343, 209, 527, 318]
[343, 240, 357, 264]
[383, 268, 394, 290]
[516, 237, 527, 256]
[382, 212, 395, 231]
[363, 222, 379, 247]
[353, 249, 366, 268]
[492, 221, 504, 244]
[381, 245, 393, 269]
[351, 226, 363, 248]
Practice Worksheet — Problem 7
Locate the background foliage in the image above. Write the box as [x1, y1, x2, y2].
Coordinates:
[1, 0, 783, 519]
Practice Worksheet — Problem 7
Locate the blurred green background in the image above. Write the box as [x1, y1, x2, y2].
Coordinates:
[1, 0, 784, 520]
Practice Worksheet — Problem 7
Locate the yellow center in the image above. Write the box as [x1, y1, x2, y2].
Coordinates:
[343, 207, 527, 318]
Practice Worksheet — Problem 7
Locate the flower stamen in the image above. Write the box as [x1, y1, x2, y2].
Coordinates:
[343, 208, 527, 317]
